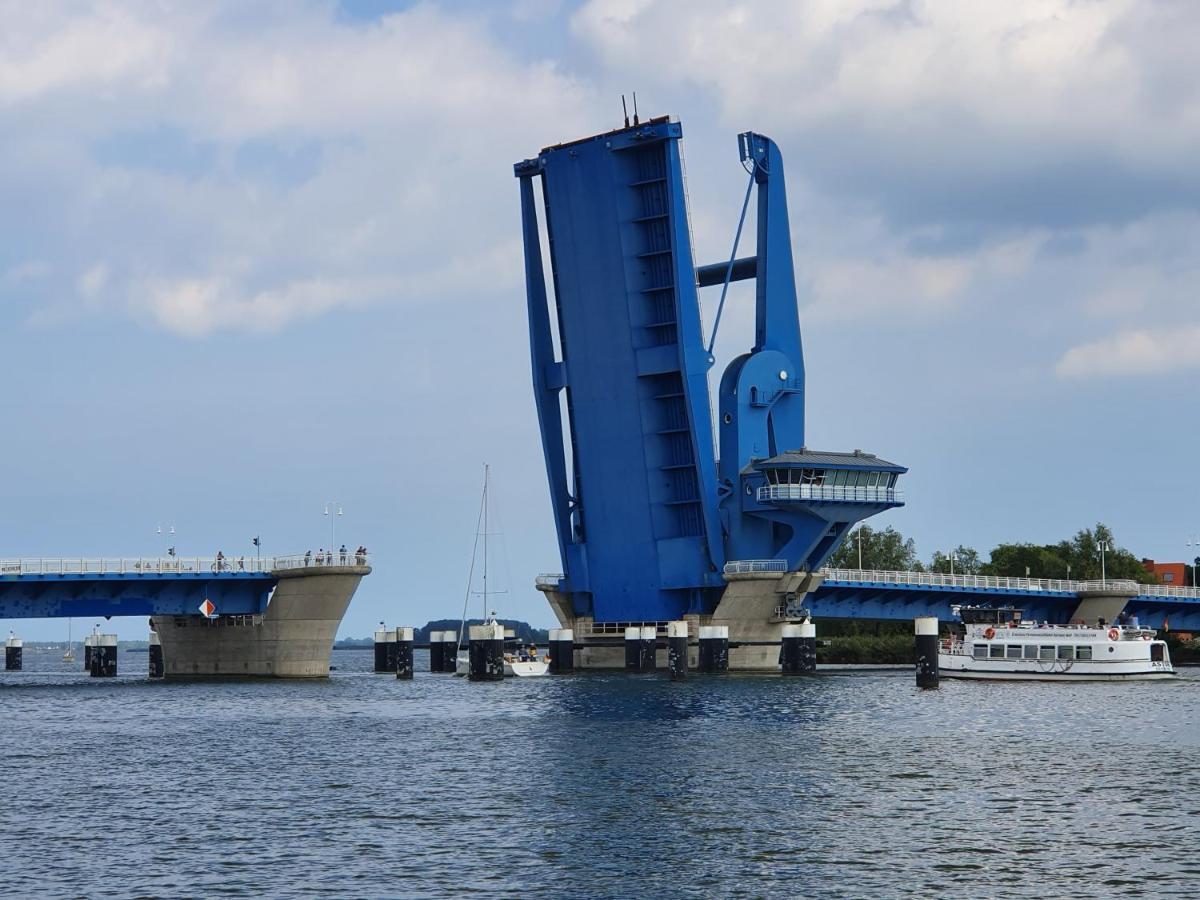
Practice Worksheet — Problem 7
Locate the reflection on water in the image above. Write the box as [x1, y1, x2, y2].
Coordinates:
[2, 648, 1197, 897]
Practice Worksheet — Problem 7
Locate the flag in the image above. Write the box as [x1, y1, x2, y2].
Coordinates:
[1163, 616, 1170, 633]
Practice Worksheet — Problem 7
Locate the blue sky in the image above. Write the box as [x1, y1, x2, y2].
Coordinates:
[2, 0, 1198, 640]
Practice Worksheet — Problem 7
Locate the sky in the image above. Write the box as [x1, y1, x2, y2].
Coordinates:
[2, 0, 1198, 640]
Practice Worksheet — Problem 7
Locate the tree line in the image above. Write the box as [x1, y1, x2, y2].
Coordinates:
[826, 522, 1177, 585]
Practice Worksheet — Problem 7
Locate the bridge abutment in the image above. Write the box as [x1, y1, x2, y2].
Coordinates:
[152, 564, 370, 678]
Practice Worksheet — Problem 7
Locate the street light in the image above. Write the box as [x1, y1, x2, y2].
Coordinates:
[1097, 539, 1111, 586]
[156, 524, 175, 557]
[324, 502, 343, 552]
[1186, 535, 1200, 588]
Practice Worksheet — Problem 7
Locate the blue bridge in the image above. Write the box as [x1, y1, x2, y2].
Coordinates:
[0, 555, 350, 620]
[516, 114, 1195, 635]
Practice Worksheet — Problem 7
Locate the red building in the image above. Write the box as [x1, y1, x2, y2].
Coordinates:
[1142, 558, 1191, 587]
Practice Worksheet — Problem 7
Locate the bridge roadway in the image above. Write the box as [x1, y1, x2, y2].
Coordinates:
[810, 567, 1200, 630]
[0, 555, 362, 619]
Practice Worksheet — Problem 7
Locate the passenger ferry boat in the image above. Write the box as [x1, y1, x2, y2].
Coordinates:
[940, 605, 1175, 681]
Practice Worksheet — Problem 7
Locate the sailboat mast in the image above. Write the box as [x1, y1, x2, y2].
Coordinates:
[482, 464, 489, 618]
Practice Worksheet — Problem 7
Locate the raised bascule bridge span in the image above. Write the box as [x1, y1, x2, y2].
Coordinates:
[516, 115, 1190, 669]
[0, 555, 370, 678]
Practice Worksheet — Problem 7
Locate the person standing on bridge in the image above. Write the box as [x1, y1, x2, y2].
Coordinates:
[339, 544, 347, 565]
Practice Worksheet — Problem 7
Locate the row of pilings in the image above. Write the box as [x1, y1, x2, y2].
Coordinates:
[372, 619, 942, 686]
[2, 631, 165, 678]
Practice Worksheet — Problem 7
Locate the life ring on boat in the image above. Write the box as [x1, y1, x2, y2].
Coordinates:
[983, 627, 995, 640]
[1141, 634, 1151, 641]
[1107, 628, 1119, 641]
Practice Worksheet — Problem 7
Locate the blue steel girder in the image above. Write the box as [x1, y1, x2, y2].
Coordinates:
[0, 572, 275, 619]
[515, 118, 725, 623]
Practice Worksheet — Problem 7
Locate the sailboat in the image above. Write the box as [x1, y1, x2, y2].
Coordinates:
[454, 465, 549, 678]
[62, 618, 76, 662]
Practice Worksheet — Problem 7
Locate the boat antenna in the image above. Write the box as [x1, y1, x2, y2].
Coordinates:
[632, 91, 640, 125]
[621, 94, 630, 128]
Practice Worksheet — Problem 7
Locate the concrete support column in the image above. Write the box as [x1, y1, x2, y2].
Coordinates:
[428, 631, 445, 672]
[698, 625, 729, 673]
[624, 627, 640, 670]
[639, 626, 657, 672]
[90, 635, 117, 677]
[468, 622, 504, 681]
[373, 627, 397, 674]
[440, 631, 460, 673]
[148, 632, 164, 678]
[667, 621, 688, 681]
[5, 634, 22, 671]
[395, 627, 414, 679]
[549, 628, 574, 673]
[915, 617, 939, 689]
[780, 623, 815, 675]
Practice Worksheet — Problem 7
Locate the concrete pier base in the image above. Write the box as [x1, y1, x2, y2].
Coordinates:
[539, 569, 822, 672]
[151, 564, 370, 678]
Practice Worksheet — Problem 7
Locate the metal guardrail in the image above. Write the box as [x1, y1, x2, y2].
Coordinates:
[0, 554, 370, 576]
[723, 559, 788, 575]
[535, 573, 564, 588]
[757, 485, 903, 504]
[821, 568, 1199, 599]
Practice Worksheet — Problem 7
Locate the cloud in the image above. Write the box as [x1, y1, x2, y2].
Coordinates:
[0, 2, 590, 336]
[572, 0, 1200, 229]
[1056, 325, 1200, 377]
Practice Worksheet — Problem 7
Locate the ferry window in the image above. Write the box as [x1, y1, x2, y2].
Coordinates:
[1057, 646, 1073, 660]
[1006, 645, 1022, 659]
[989, 644, 1005, 659]
[973, 644, 987, 659]
[1039, 646, 1054, 660]
[1075, 646, 1092, 660]
[1023, 645, 1038, 659]
[1151, 643, 1164, 662]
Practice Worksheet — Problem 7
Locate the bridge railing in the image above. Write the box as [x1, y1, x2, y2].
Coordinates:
[0, 554, 370, 576]
[820, 568, 1200, 599]
[757, 485, 904, 504]
[724, 559, 789, 575]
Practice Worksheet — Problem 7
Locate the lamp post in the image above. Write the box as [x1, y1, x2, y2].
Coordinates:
[1097, 539, 1111, 586]
[156, 524, 175, 557]
[856, 527, 863, 570]
[324, 502, 343, 553]
[1186, 535, 1199, 588]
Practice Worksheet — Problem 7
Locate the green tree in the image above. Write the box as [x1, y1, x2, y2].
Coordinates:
[829, 524, 921, 571]
[981, 524, 1155, 583]
[930, 545, 982, 574]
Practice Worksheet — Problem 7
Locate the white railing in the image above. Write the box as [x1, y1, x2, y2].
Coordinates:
[820, 568, 1200, 599]
[535, 573, 564, 588]
[0, 553, 370, 576]
[757, 485, 903, 504]
[724, 559, 788, 575]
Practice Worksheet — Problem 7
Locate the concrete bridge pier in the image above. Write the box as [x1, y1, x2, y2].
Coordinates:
[151, 563, 370, 678]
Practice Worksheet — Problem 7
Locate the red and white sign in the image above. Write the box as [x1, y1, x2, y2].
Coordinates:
[198, 599, 217, 618]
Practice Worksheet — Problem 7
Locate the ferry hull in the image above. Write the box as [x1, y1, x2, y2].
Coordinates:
[939, 668, 1177, 682]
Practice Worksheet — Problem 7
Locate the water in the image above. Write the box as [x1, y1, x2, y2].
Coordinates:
[2, 648, 1198, 898]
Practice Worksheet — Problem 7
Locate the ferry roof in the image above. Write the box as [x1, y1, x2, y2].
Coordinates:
[757, 448, 907, 473]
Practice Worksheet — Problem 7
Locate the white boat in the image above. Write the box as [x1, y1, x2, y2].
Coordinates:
[940, 605, 1175, 681]
[504, 650, 550, 677]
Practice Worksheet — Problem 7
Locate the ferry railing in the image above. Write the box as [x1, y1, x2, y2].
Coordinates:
[0, 554, 370, 576]
[757, 485, 904, 504]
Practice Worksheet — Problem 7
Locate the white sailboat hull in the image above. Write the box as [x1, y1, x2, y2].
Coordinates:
[504, 659, 550, 677]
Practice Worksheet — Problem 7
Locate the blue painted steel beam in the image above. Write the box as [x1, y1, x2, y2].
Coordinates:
[0, 573, 275, 619]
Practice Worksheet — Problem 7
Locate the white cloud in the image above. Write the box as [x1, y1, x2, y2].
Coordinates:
[1056, 325, 1200, 377]
[0, 2, 590, 336]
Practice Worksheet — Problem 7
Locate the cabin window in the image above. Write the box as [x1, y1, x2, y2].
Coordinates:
[989, 644, 1005, 659]
[1023, 645, 1038, 660]
[1057, 646, 1073, 660]
[973, 644, 987, 659]
[1151, 644, 1165, 662]
[1039, 646, 1055, 660]
[1006, 645, 1022, 659]
[1075, 646, 1092, 660]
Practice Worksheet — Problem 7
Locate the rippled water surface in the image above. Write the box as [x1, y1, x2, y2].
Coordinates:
[2, 648, 1198, 897]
